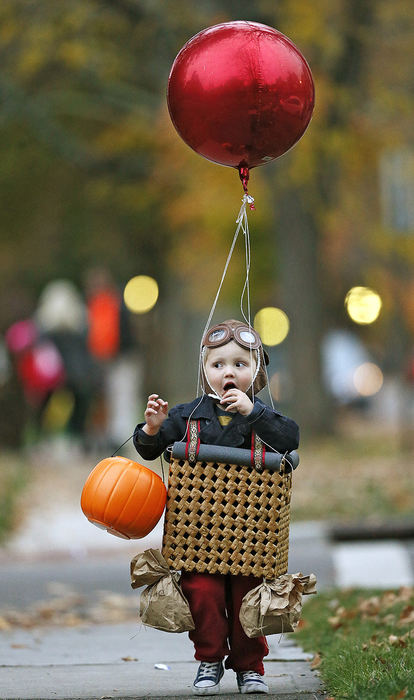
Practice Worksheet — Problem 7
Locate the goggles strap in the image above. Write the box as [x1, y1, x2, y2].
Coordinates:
[251, 348, 260, 388]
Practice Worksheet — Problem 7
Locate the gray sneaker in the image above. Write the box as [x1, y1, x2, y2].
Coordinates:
[193, 661, 224, 695]
[236, 670, 269, 694]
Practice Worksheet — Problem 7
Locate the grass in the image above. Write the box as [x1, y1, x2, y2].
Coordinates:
[0, 454, 29, 542]
[295, 587, 414, 700]
[291, 424, 414, 522]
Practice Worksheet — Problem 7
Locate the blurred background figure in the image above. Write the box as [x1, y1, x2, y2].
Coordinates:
[1, 327, 27, 448]
[2, 273, 141, 456]
[4, 317, 66, 446]
[322, 329, 372, 408]
[35, 279, 99, 452]
[85, 267, 140, 454]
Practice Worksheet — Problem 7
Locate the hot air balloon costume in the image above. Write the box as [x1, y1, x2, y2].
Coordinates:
[82, 20, 317, 697]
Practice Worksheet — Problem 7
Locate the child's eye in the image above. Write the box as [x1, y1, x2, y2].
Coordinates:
[213, 362, 222, 368]
[236, 361, 247, 367]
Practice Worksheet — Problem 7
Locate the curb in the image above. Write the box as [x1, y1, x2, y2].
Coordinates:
[329, 519, 414, 542]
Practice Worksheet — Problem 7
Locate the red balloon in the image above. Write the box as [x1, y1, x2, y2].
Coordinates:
[168, 21, 315, 175]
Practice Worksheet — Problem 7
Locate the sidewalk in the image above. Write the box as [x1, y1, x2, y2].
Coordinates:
[0, 621, 327, 699]
[0, 452, 328, 699]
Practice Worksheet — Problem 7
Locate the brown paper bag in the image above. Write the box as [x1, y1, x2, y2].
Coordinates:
[130, 549, 195, 633]
[130, 548, 171, 588]
[239, 572, 317, 638]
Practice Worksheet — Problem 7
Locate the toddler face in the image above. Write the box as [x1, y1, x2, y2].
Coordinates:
[204, 341, 257, 398]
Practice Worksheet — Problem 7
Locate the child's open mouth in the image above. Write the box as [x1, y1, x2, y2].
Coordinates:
[223, 381, 237, 391]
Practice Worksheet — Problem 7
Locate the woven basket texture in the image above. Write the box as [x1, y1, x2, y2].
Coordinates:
[162, 458, 292, 578]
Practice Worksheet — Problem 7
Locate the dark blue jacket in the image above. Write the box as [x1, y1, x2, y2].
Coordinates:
[133, 394, 299, 462]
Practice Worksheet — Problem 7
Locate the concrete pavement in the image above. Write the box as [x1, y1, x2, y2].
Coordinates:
[0, 621, 326, 699]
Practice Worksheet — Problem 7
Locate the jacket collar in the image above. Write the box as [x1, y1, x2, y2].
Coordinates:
[181, 394, 263, 420]
[180, 394, 219, 419]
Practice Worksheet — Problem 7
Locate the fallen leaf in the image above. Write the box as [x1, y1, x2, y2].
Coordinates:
[121, 656, 138, 662]
[0, 591, 137, 630]
[0, 616, 11, 631]
[398, 605, 414, 626]
[397, 587, 413, 601]
[388, 634, 408, 648]
[381, 592, 397, 608]
[310, 653, 322, 669]
[389, 689, 408, 700]
[359, 596, 380, 616]
[328, 616, 342, 630]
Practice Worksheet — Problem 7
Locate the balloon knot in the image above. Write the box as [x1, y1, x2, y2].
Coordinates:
[238, 165, 255, 210]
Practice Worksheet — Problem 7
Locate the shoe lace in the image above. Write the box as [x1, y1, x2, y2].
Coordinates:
[198, 662, 220, 679]
[240, 671, 262, 682]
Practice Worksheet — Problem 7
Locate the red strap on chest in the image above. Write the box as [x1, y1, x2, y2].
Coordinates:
[185, 419, 201, 463]
[251, 431, 265, 472]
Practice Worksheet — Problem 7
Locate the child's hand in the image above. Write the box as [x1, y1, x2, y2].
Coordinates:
[220, 389, 253, 416]
[143, 394, 169, 435]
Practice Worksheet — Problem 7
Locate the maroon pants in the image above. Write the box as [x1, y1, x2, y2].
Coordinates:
[180, 571, 268, 675]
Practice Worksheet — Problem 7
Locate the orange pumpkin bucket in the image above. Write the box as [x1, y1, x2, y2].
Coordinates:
[81, 456, 167, 539]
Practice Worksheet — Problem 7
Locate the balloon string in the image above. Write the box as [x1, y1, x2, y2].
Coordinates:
[238, 199, 275, 410]
[196, 194, 251, 396]
[238, 198, 255, 402]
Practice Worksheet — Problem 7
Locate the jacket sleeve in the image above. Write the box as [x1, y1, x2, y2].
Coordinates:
[133, 405, 186, 461]
[245, 401, 299, 453]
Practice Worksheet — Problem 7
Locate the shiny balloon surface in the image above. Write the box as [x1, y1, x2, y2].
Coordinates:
[167, 21, 315, 170]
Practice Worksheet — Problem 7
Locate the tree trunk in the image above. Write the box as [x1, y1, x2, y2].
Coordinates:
[272, 181, 333, 435]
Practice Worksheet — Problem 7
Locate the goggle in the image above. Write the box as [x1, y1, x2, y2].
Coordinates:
[202, 323, 262, 351]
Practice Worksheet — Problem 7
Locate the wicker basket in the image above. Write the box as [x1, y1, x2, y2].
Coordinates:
[162, 446, 292, 579]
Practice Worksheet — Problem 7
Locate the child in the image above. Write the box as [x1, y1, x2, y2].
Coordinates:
[134, 319, 299, 695]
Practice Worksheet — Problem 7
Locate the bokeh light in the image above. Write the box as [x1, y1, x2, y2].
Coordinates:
[254, 307, 290, 346]
[345, 286, 382, 325]
[123, 275, 159, 314]
[353, 362, 383, 396]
